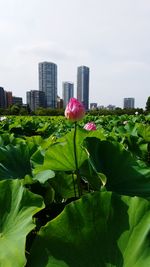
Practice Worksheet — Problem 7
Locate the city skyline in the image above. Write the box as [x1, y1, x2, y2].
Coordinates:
[0, 82, 142, 111]
[0, 58, 148, 108]
[0, 0, 150, 108]
[0, 61, 140, 110]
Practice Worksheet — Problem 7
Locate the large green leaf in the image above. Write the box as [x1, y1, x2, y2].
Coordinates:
[137, 124, 150, 142]
[50, 172, 77, 199]
[28, 192, 150, 267]
[33, 170, 55, 184]
[0, 133, 15, 146]
[84, 138, 150, 197]
[41, 127, 88, 171]
[41, 127, 106, 172]
[0, 143, 32, 179]
[0, 179, 44, 267]
[79, 159, 105, 190]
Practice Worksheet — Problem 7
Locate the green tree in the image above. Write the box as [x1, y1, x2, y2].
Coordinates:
[34, 107, 47, 116]
[10, 104, 20, 115]
[19, 107, 28, 115]
[0, 108, 5, 115]
[146, 96, 150, 112]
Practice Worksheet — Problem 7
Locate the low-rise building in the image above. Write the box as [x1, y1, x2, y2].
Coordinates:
[90, 103, 97, 110]
[12, 96, 23, 106]
[107, 105, 116, 110]
[26, 90, 45, 111]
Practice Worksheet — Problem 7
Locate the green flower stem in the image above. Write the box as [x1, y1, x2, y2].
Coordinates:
[72, 173, 77, 198]
[73, 122, 82, 197]
[148, 142, 150, 164]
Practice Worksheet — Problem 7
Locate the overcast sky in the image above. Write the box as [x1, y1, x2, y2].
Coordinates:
[0, 0, 150, 108]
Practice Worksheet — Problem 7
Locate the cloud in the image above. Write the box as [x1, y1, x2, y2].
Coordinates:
[0, 0, 150, 107]
[18, 42, 69, 60]
[17, 42, 91, 65]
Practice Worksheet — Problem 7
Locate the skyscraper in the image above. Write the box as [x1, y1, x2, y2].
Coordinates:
[77, 66, 89, 110]
[62, 82, 74, 108]
[39, 62, 57, 108]
[0, 87, 5, 108]
[123, 98, 135, 109]
[5, 91, 13, 107]
[26, 90, 45, 111]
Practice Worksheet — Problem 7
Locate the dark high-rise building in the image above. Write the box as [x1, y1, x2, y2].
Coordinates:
[77, 66, 89, 110]
[123, 98, 135, 109]
[0, 87, 6, 108]
[62, 82, 74, 108]
[26, 90, 45, 111]
[26, 92, 31, 108]
[5, 91, 13, 107]
[39, 62, 57, 108]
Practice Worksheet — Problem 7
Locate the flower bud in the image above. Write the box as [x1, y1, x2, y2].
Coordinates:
[84, 122, 96, 131]
[65, 98, 85, 122]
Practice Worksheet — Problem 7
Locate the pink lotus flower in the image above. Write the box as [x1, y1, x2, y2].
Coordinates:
[65, 98, 85, 122]
[84, 122, 96, 131]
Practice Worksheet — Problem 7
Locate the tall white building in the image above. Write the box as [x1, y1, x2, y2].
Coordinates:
[77, 66, 89, 110]
[123, 98, 135, 109]
[39, 62, 57, 108]
[62, 82, 74, 108]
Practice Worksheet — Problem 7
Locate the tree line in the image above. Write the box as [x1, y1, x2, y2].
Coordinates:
[0, 96, 149, 116]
